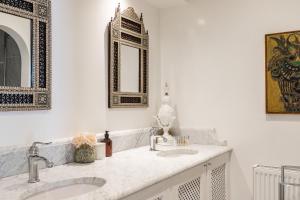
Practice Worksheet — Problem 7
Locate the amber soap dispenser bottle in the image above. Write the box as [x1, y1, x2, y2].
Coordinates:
[101, 131, 112, 157]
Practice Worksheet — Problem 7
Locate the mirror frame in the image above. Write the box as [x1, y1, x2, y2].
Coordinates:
[0, 0, 51, 111]
[108, 5, 149, 108]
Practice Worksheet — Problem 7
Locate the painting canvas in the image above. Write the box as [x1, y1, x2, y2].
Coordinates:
[266, 31, 300, 113]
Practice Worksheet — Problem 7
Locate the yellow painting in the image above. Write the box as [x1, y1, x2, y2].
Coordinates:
[266, 31, 300, 113]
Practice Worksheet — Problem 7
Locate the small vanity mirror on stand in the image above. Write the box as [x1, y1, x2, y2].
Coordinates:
[0, 0, 51, 111]
[108, 4, 149, 108]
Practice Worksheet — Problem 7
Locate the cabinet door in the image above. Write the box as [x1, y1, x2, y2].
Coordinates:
[149, 195, 164, 200]
[147, 188, 173, 200]
[206, 153, 231, 200]
[147, 193, 164, 200]
[170, 176, 203, 200]
[178, 176, 202, 200]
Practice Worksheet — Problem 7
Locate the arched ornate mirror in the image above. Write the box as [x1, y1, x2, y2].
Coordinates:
[108, 4, 149, 108]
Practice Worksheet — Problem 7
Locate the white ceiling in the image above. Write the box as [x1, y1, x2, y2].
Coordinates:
[145, 0, 188, 9]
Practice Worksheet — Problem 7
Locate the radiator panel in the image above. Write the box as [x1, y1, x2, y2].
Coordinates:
[253, 166, 300, 200]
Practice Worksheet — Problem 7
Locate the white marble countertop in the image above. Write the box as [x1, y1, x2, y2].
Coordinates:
[0, 144, 232, 200]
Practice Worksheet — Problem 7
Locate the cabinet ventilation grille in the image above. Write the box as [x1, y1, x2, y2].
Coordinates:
[178, 176, 201, 200]
[211, 164, 226, 200]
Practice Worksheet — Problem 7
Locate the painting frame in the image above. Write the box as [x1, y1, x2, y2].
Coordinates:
[265, 30, 300, 114]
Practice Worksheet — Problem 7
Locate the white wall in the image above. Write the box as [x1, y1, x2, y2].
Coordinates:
[74, 0, 161, 132]
[0, 0, 161, 147]
[160, 0, 300, 199]
[0, 0, 79, 147]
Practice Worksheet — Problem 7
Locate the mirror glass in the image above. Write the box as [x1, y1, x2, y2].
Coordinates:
[120, 44, 140, 93]
[0, 12, 32, 88]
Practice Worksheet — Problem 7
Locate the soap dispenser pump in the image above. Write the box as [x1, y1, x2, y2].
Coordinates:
[101, 131, 112, 157]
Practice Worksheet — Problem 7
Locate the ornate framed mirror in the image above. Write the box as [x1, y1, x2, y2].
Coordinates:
[0, 0, 51, 111]
[108, 5, 149, 108]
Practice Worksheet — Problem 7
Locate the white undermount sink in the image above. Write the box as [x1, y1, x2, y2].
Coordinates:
[22, 177, 106, 200]
[156, 144, 199, 157]
[157, 149, 198, 157]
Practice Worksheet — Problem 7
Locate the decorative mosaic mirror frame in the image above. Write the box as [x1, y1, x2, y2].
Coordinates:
[0, 0, 51, 111]
[108, 5, 149, 108]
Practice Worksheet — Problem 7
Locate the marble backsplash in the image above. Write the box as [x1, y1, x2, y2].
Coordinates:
[0, 128, 150, 179]
[178, 128, 227, 146]
[0, 127, 225, 179]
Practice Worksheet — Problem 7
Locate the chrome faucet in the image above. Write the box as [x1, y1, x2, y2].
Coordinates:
[149, 127, 167, 151]
[28, 142, 54, 183]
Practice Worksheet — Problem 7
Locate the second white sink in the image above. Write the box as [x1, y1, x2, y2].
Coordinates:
[22, 177, 106, 200]
[157, 149, 198, 157]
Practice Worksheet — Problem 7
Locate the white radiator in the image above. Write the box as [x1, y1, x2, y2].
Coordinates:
[253, 165, 300, 200]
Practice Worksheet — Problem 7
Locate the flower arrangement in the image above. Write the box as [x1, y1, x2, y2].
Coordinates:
[72, 134, 97, 149]
[72, 133, 97, 163]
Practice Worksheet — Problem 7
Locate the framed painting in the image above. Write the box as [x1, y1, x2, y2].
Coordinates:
[266, 30, 300, 114]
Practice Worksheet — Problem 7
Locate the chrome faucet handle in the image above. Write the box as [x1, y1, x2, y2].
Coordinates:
[150, 127, 160, 136]
[149, 127, 169, 151]
[29, 142, 52, 155]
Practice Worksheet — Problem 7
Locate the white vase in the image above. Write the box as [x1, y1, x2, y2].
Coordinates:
[155, 83, 176, 145]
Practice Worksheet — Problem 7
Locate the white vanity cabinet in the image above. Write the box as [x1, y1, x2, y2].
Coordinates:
[206, 152, 231, 200]
[147, 188, 173, 200]
[144, 152, 231, 200]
